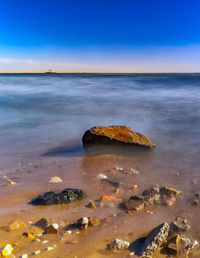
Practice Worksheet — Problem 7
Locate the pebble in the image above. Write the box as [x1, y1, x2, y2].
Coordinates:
[107, 239, 130, 251]
[0, 244, 13, 256]
[32, 250, 41, 255]
[86, 201, 96, 208]
[8, 219, 27, 230]
[21, 254, 28, 258]
[64, 230, 72, 235]
[97, 174, 107, 179]
[49, 176, 63, 183]
[46, 245, 56, 251]
[45, 223, 59, 234]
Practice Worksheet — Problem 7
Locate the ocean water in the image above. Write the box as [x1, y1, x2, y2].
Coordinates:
[0, 73, 200, 170]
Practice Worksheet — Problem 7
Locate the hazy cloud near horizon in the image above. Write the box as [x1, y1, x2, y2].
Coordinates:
[1, 43, 200, 73]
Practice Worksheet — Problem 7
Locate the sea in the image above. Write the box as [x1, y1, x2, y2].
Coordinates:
[1, 73, 200, 257]
[0, 73, 200, 173]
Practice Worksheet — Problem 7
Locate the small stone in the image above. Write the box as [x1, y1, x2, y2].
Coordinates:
[46, 246, 56, 251]
[45, 224, 59, 234]
[21, 254, 28, 258]
[86, 201, 96, 208]
[97, 174, 107, 179]
[160, 186, 181, 197]
[88, 217, 99, 226]
[166, 235, 180, 255]
[162, 196, 177, 206]
[8, 219, 27, 230]
[107, 239, 130, 251]
[32, 250, 40, 255]
[170, 217, 190, 232]
[125, 196, 145, 211]
[34, 218, 49, 230]
[49, 176, 63, 183]
[64, 230, 72, 236]
[183, 239, 199, 255]
[0, 244, 13, 256]
[190, 192, 200, 206]
[191, 179, 198, 184]
[21, 231, 35, 239]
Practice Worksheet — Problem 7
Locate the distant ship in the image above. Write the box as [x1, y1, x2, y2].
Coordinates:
[45, 69, 56, 74]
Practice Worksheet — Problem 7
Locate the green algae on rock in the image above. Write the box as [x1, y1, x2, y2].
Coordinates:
[29, 188, 87, 206]
[82, 126, 156, 149]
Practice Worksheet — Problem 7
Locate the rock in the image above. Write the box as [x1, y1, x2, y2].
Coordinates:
[21, 231, 35, 239]
[140, 223, 170, 257]
[165, 234, 180, 256]
[71, 217, 99, 231]
[63, 230, 72, 236]
[100, 195, 122, 202]
[142, 187, 160, 205]
[113, 167, 140, 175]
[45, 224, 59, 234]
[162, 196, 177, 206]
[182, 238, 199, 255]
[86, 201, 96, 208]
[34, 218, 49, 230]
[29, 188, 87, 205]
[3, 175, 16, 186]
[190, 192, 200, 206]
[126, 186, 180, 211]
[21, 254, 28, 258]
[97, 174, 107, 179]
[88, 217, 99, 226]
[107, 239, 130, 251]
[73, 217, 89, 230]
[170, 217, 190, 232]
[0, 244, 13, 257]
[82, 126, 156, 149]
[8, 219, 27, 230]
[32, 250, 40, 255]
[125, 196, 145, 211]
[160, 186, 181, 197]
[46, 245, 56, 251]
[49, 176, 63, 183]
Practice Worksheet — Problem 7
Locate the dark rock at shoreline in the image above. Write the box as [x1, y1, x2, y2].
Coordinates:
[82, 126, 156, 149]
[29, 188, 87, 205]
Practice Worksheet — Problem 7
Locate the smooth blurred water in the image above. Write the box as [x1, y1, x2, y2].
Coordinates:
[1, 73, 200, 160]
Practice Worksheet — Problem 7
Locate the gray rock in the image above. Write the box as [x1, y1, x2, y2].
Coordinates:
[107, 239, 130, 251]
[140, 223, 170, 257]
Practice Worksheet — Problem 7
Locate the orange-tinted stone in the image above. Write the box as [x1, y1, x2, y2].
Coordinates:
[82, 126, 156, 148]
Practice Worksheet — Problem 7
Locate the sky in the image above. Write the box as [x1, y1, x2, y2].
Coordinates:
[0, 0, 200, 72]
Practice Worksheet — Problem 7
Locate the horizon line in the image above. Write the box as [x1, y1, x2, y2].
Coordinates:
[0, 71, 200, 74]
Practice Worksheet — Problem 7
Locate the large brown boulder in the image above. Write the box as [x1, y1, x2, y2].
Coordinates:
[82, 126, 156, 149]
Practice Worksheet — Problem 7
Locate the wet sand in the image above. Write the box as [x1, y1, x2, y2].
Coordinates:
[0, 145, 200, 257]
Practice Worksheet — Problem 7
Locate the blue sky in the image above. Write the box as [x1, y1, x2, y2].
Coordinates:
[0, 0, 200, 72]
